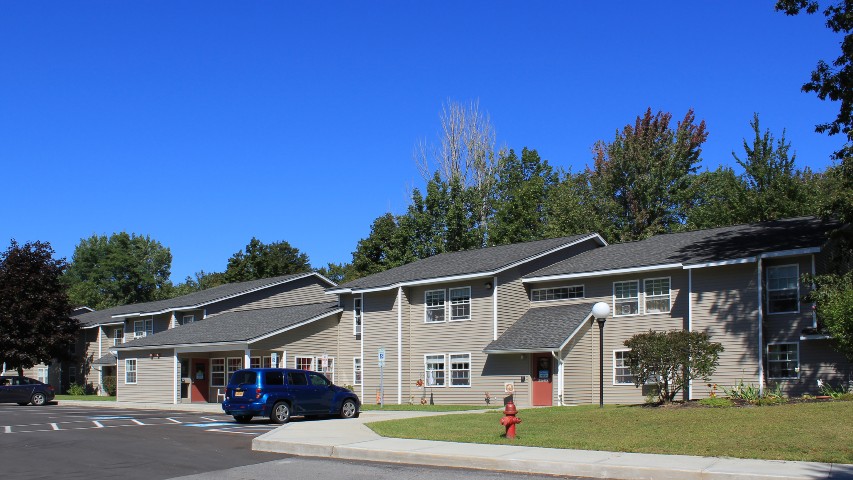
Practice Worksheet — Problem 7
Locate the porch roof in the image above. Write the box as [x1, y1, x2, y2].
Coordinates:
[114, 302, 342, 350]
[484, 303, 594, 354]
[92, 353, 116, 365]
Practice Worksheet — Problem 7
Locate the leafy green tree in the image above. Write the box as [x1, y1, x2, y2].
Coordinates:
[0, 240, 79, 376]
[588, 108, 708, 242]
[224, 238, 311, 282]
[64, 232, 172, 309]
[686, 166, 747, 229]
[544, 170, 609, 239]
[316, 262, 353, 285]
[623, 330, 724, 403]
[168, 270, 227, 296]
[490, 148, 559, 245]
[806, 271, 853, 361]
[350, 213, 402, 279]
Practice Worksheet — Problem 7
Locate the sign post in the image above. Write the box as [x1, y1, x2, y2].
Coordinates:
[378, 348, 385, 408]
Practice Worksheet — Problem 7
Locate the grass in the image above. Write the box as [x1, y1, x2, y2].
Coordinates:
[55, 395, 116, 401]
[361, 404, 493, 412]
[366, 402, 853, 464]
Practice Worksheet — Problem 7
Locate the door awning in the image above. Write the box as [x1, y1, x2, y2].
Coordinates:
[484, 303, 594, 354]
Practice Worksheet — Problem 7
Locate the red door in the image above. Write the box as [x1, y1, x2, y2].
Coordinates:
[191, 359, 209, 403]
[531, 355, 553, 406]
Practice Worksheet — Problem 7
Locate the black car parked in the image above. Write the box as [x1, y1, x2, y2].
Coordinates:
[0, 376, 55, 406]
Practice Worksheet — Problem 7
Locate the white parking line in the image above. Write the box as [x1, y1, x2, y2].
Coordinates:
[200, 416, 216, 421]
[92, 421, 104, 428]
[166, 418, 181, 424]
[3, 426, 10, 433]
[50, 423, 59, 430]
[131, 419, 145, 425]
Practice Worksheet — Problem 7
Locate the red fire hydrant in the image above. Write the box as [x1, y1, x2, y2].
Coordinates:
[500, 401, 522, 439]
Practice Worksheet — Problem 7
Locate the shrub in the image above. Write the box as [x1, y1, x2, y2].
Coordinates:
[699, 397, 733, 408]
[818, 379, 850, 399]
[723, 379, 787, 405]
[102, 376, 117, 396]
[67, 383, 86, 395]
[624, 330, 724, 403]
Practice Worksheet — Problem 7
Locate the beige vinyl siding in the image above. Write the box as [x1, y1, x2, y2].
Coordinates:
[798, 340, 851, 396]
[562, 321, 595, 404]
[336, 295, 363, 389]
[362, 291, 398, 405]
[252, 314, 343, 381]
[173, 308, 205, 327]
[207, 277, 331, 316]
[763, 256, 814, 343]
[690, 263, 759, 398]
[117, 349, 175, 403]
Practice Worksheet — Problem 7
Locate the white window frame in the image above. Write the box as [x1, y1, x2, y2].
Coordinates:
[318, 357, 335, 381]
[644, 277, 671, 314]
[353, 297, 362, 336]
[531, 285, 585, 302]
[211, 358, 226, 387]
[250, 356, 261, 369]
[125, 359, 137, 384]
[767, 264, 800, 314]
[449, 287, 471, 321]
[613, 349, 633, 385]
[767, 342, 800, 379]
[181, 314, 195, 325]
[424, 289, 446, 323]
[613, 280, 640, 317]
[262, 356, 272, 368]
[37, 367, 48, 384]
[353, 357, 362, 386]
[424, 354, 446, 387]
[448, 352, 471, 387]
[69, 366, 77, 385]
[226, 357, 242, 384]
[113, 327, 124, 346]
[134, 319, 154, 338]
[295, 356, 314, 371]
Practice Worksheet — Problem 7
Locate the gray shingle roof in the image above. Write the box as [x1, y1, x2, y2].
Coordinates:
[484, 303, 594, 352]
[92, 353, 116, 365]
[115, 302, 341, 349]
[336, 234, 599, 291]
[75, 272, 329, 328]
[526, 216, 838, 279]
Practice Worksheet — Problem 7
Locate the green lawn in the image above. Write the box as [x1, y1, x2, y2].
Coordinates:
[55, 395, 116, 401]
[366, 402, 853, 464]
[361, 404, 494, 412]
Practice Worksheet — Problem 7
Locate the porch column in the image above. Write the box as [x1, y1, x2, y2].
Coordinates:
[173, 350, 179, 405]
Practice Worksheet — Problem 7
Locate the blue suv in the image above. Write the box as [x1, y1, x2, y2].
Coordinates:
[221, 368, 360, 424]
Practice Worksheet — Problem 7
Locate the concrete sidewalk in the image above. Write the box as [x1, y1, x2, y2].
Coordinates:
[56, 399, 225, 413]
[252, 409, 853, 480]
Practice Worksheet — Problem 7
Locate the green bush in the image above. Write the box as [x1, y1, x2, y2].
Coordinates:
[819, 379, 850, 399]
[67, 383, 86, 395]
[102, 376, 117, 396]
[722, 379, 762, 402]
[698, 397, 733, 407]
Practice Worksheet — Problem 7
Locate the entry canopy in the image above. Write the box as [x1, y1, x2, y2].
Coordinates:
[484, 303, 595, 354]
[92, 353, 117, 365]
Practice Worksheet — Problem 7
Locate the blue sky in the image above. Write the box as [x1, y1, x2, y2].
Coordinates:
[0, 2, 844, 282]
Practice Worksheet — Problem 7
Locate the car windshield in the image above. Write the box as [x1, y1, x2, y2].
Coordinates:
[229, 371, 257, 386]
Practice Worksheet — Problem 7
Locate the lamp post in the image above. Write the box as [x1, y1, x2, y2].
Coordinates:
[592, 302, 610, 408]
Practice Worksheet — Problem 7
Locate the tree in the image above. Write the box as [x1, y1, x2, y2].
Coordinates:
[544, 170, 608, 239]
[64, 232, 172, 309]
[224, 238, 311, 283]
[350, 213, 403, 279]
[588, 108, 708, 242]
[686, 166, 747, 229]
[168, 270, 227, 296]
[490, 148, 559, 245]
[623, 330, 724, 403]
[0, 240, 79, 376]
[806, 271, 853, 361]
[316, 262, 353, 285]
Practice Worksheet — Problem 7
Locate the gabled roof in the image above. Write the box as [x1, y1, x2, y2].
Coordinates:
[114, 302, 342, 349]
[331, 234, 605, 293]
[484, 303, 594, 353]
[74, 272, 335, 328]
[524, 216, 838, 281]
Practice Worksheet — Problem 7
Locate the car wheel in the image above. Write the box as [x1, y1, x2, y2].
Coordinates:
[31, 392, 47, 406]
[340, 399, 358, 419]
[233, 415, 253, 424]
[270, 402, 290, 424]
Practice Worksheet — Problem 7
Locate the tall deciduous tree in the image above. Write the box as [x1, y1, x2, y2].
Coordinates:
[64, 232, 172, 309]
[224, 238, 311, 282]
[806, 271, 853, 361]
[490, 148, 559, 245]
[588, 108, 708, 242]
[0, 240, 78, 375]
[350, 213, 402, 279]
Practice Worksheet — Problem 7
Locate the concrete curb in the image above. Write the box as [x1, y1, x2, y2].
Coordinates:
[56, 400, 225, 413]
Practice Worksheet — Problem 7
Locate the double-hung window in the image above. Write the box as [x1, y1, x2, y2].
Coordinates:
[181, 315, 195, 325]
[250, 357, 261, 369]
[531, 286, 584, 302]
[295, 356, 314, 371]
[449, 287, 471, 321]
[353, 358, 362, 385]
[134, 319, 153, 338]
[614, 281, 639, 316]
[767, 343, 799, 379]
[354, 297, 362, 336]
[226, 358, 242, 384]
[767, 265, 799, 314]
[211, 358, 225, 386]
[425, 290, 446, 323]
[125, 359, 137, 384]
[113, 327, 123, 346]
[613, 350, 633, 385]
[449, 353, 471, 387]
[644, 278, 671, 314]
[37, 367, 48, 384]
[424, 354, 446, 386]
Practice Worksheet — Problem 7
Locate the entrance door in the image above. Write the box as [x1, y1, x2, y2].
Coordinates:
[190, 359, 209, 403]
[531, 355, 553, 406]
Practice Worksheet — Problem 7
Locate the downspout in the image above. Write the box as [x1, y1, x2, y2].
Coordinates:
[757, 257, 765, 396]
[493, 276, 499, 341]
[360, 293, 364, 401]
[397, 287, 402, 405]
[551, 350, 567, 406]
[98, 326, 103, 395]
[688, 269, 693, 400]
[173, 350, 179, 405]
[811, 254, 817, 329]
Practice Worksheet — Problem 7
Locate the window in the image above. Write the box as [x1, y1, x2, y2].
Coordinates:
[226, 358, 242, 383]
[353, 357, 362, 385]
[134, 319, 153, 338]
[449, 287, 471, 321]
[265, 371, 284, 386]
[262, 356, 272, 368]
[353, 297, 362, 336]
[531, 286, 584, 302]
[308, 372, 330, 387]
[37, 367, 48, 384]
[424, 354, 446, 386]
[449, 353, 471, 387]
[211, 358, 225, 386]
[181, 315, 195, 325]
[69, 366, 77, 385]
[250, 357, 261, 369]
[425, 290, 446, 323]
[767, 265, 799, 314]
[295, 356, 314, 371]
[70, 342, 76, 355]
[125, 359, 137, 384]
[613, 350, 633, 385]
[644, 278, 671, 314]
[614, 281, 639, 316]
[768, 343, 799, 379]
[113, 327, 123, 346]
[230, 370, 256, 386]
[286, 371, 307, 385]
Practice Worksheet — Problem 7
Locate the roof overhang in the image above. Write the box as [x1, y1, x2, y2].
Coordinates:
[523, 263, 684, 283]
[80, 321, 125, 329]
